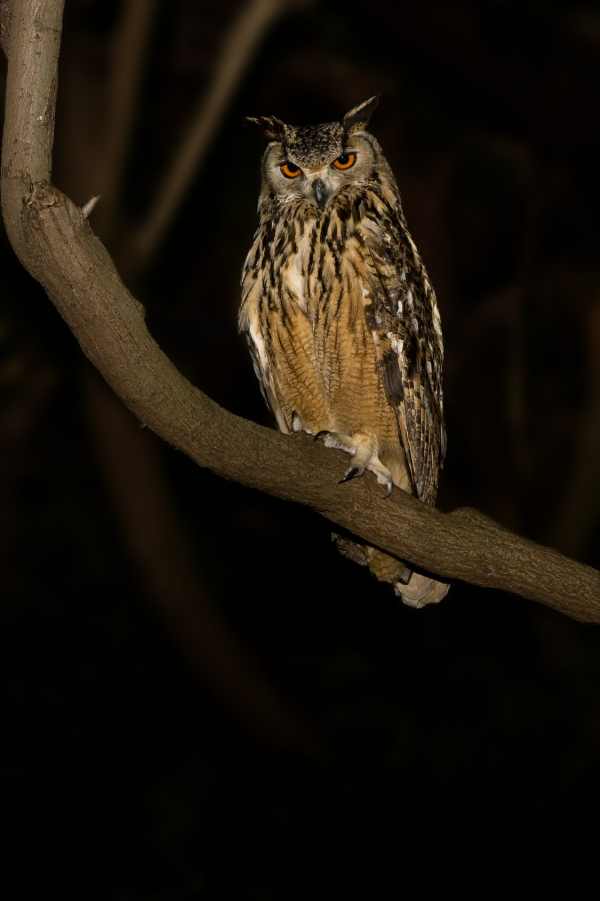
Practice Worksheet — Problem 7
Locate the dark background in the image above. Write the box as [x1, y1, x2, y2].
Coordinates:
[2, 0, 600, 895]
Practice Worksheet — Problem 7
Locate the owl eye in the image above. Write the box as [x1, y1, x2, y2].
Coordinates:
[333, 152, 357, 171]
[280, 161, 302, 178]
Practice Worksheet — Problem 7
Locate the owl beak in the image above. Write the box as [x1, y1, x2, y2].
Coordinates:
[312, 178, 328, 209]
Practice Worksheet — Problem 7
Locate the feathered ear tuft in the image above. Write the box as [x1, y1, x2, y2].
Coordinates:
[342, 96, 379, 135]
[246, 115, 287, 142]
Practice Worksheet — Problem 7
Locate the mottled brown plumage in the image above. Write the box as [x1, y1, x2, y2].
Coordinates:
[240, 98, 449, 606]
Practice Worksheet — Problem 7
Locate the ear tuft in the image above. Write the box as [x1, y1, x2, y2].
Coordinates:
[342, 96, 379, 135]
[246, 115, 286, 142]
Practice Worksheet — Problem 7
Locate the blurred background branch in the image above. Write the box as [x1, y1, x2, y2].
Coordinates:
[91, 0, 158, 241]
[128, 0, 292, 278]
[52, 0, 318, 753]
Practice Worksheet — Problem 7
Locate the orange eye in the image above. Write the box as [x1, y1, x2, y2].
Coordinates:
[280, 161, 301, 178]
[333, 152, 357, 171]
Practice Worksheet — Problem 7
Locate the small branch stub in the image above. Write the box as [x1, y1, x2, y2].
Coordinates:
[81, 194, 100, 219]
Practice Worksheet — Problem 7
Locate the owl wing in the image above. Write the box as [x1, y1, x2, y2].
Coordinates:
[362, 219, 446, 505]
[239, 233, 289, 433]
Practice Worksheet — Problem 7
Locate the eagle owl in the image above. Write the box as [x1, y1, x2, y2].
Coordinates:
[239, 97, 449, 607]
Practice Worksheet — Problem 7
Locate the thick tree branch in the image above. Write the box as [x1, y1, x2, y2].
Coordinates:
[2, 0, 599, 625]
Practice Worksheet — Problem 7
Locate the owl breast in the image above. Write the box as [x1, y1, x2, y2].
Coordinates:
[239, 189, 412, 492]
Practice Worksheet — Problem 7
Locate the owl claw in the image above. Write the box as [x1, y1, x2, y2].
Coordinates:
[339, 465, 365, 484]
[314, 429, 395, 494]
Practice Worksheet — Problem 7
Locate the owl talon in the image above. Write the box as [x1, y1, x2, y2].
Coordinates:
[339, 465, 365, 484]
[382, 476, 393, 498]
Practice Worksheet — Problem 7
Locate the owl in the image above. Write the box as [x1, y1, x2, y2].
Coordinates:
[239, 97, 449, 607]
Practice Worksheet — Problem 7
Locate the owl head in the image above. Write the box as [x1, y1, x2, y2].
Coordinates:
[248, 97, 380, 211]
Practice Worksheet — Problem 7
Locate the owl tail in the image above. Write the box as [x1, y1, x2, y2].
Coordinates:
[333, 535, 449, 609]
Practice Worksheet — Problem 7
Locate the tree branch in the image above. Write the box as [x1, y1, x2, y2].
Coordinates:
[128, 0, 288, 276]
[91, 0, 158, 241]
[2, 0, 599, 625]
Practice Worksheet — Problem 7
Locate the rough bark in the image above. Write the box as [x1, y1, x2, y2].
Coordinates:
[2, 0, 599, 624]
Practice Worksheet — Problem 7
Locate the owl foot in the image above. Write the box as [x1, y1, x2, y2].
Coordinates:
[339, 465, 365, 483]
[317, 429, 393, 496]
[394, 572, 450, 609]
